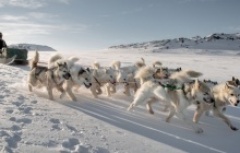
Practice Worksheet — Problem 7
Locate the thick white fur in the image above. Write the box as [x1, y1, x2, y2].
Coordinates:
[47, 55, 91, 101]
[193, 81, 240, 131]
[92, 61, 101, 69]
[128, 71, 208, 133]
[28, 51, 71, 100]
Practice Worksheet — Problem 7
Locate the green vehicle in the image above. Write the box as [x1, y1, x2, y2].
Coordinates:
[0, 48, 28, 64]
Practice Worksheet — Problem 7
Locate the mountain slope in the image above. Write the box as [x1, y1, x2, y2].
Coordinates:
[109, 33, 240, 51]
[9, 43, 56, 51]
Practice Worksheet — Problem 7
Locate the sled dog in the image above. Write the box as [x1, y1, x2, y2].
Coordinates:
[28, 51, 71, 100]
[48, 54, 92, 101]
[128, 70, 214, 133]
[193, 79, 240, 131]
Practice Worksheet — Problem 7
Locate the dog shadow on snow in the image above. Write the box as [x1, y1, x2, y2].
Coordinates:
[57, 90, 240, 153]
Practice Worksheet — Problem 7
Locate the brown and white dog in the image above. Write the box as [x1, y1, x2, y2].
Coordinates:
[128, 70, 214, 133]
[28, 51, 71, 100]
[193, 78, 240, 131]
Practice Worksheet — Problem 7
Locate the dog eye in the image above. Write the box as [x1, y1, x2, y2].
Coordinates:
[204, 93, 209, 95]
[230, 94, 234, 96]
[85, 78, 88, 81]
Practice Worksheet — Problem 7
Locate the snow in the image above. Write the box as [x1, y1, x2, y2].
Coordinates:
[0, 48, 240, 153]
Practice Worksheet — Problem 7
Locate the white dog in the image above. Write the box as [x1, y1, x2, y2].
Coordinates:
[193, 79, 240, 131]
[47, 54, 92, 101]
[28, 51, 71, 100]
[128, 70, 214, 133]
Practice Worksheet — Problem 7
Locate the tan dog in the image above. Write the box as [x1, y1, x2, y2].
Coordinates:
[193, 79, 240, 131]
[28, 51, 71, 100]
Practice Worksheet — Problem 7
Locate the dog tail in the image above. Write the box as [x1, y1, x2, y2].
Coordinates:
[135, 66, 155, 84]
[111, 61, 121, 70]
[68, 56, 79, 63]
[48, 53, 63, 69]
[29, 50, 39, 70]
[170, 70, 202, 83]
[135, 57, 146, 68]
[67, 56, 79, 68]
[152, 61, 162, 68]
[49, 53, 62, 64]
[92, 61, 100, 69]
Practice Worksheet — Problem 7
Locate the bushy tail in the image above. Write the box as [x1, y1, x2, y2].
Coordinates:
[111, 61, 121, 70]
[49, 53, 62, 64]
[48, 53, 63, 68]
[152, 61, 162, 68]
[135, 57, 146, 68]
[92, 61, 100, 69]
[67, 56, 80, 68]
[29, 51, 39, 70]
[170, 70, 202, 83]
[135, 66, 154, 80]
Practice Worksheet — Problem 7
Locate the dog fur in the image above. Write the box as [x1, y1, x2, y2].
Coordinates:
[193, 79, 240, 131]
[47, 55, 93, 101]
[28, 51, 71, 100]
[127, 70, 212, 133]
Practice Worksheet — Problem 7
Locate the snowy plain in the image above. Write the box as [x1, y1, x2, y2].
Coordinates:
[0, 48, 240, 153]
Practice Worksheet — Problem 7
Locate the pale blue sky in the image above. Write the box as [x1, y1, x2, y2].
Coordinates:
[0, 0, 239, 51]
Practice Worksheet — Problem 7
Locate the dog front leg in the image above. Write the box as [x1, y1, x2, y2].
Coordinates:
[176, 111, 203, 133]
[47, 86, 54, 100]
[28, 84, 33, 92]
[123, 84, 131, 96]
[66, 88, 77, 101]
[105, 83, 111, 97]
[90, 85, 98, 98]
[146, 97, 158, 114]
[165, 105, 175, 122]
[213, 108, 238, 131]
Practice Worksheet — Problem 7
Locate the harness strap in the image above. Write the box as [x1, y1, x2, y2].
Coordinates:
[157, 81, 182, 91]
[94, 77, 101, 86]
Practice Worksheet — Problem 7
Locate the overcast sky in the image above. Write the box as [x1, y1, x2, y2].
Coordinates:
[0, 0, 239, 51]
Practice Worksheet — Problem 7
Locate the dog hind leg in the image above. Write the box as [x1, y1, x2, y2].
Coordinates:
[146, 97, 158, 114]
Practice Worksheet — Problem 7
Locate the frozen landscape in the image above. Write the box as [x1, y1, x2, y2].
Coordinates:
[1, 34, 240, 153]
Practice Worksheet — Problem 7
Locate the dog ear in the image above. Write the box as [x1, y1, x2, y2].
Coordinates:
[203, 79, 206, 83]
[57, 62, 63, 67]
[232, 76, 236, 81]
[86, 67, 90, 72]
[236, 79, 240, 85]
[226, 81, 235, 89]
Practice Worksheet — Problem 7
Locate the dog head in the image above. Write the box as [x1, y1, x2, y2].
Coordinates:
[116, 70, 128, 84]
[224, 81, 240, 106]
[154, 67, 170, 79]
[77, 67, 92, 88]
[57, 61, 71, 80]
[106, 68, 117, 84]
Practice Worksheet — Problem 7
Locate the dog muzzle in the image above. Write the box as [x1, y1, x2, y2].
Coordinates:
[63, 73, 71, 80]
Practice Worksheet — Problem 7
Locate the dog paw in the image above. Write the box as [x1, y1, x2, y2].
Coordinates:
[148, 110, 155, 115]
[230, 126, 238, 131]
[195, 128, 203, 134]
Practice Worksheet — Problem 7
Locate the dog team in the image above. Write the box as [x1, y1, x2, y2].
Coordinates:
[27, 51, 240, 133]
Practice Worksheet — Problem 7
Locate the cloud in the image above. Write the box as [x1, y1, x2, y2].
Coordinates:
[0, 15, 28, 22]
[0, 0, 73, 9]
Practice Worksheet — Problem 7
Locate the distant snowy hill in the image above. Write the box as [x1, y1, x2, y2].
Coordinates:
[109, 33, 240, 51]
[9, 43, 56, 51]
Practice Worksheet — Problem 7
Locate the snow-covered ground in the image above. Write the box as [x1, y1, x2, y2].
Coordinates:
[0, 48, 240, 153]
